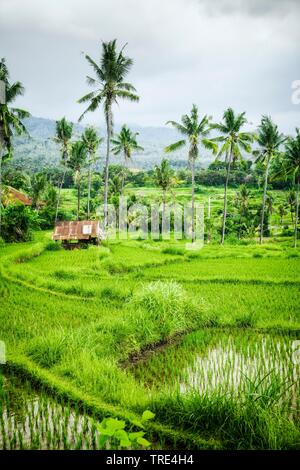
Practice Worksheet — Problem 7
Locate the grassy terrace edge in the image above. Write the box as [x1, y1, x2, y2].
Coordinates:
[3, 357, 221, 450]
[1, 236, 299, 449]
[0, 240, 221, 448]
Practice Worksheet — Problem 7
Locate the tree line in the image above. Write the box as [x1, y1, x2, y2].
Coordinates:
[0, 39, 299, 246]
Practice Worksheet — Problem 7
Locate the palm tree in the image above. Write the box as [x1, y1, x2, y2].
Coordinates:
[287, 190, 296, 224]
[44, 184, 58, 210]
[78, 40, 139, 230]
[30, 173, 47, 210]
[278, 204, 287, 226]
[111, 125, 143, 194]
[54, 117, 73, 222]
[154, 158, 175, 216]
[165, 105, 217, 242]
[265, 193, 274, 216]
[235, 184, 251, 220]
[0, 58, 30, 233]
[235, 185, 251, 239]
[284, 129, 300, 247]
[109, 173, 123, 198]
[68, 141, 88, 220]
[82, 127, 102, 218]
[212, 108, 254, 244]
[254, 116, 286, 244]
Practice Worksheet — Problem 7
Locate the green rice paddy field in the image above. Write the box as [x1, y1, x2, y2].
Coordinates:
[61, 186, 295, 232]
[0, 232, 300, 449]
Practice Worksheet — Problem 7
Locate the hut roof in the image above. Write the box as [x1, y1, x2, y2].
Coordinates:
[52, 220, 103, 241]
[6, 186, 32, 206]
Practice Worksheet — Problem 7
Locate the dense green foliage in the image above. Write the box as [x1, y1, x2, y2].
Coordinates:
[1, 203, 38, 242]
[1, 48, 300, 452]
[0, 234, 299, 449]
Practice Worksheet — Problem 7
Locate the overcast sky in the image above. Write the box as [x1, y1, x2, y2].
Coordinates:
[0, 0, 299, 132]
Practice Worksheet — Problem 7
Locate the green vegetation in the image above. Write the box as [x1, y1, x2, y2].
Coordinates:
[165, 104, 217, 242]
[78, 39, 139, 229]
[0, 234, 299, 449]
[0, 372, 154, 450]
[0, 42, 300, 451]
[112, 125, 144, 195]
[0, 58, 30, 235]
[210, 108, 253, 244]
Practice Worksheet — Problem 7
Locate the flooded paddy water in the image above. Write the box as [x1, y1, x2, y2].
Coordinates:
[130, 329, 300, 416]
[0, 372, 101, 450]
[1, 329, 299, 450]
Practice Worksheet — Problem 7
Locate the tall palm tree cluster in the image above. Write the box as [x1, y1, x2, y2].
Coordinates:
[0, 58, 30, 233]
[78, 39, 139, 229]
[165, 106, 299, 246]
[54, 121, 103, 221]
[0, 40, 299, 246]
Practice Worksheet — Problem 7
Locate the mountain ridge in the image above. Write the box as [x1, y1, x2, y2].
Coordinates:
[11, 116, 212, 172]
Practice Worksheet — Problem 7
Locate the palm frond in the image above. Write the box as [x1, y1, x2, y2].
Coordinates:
[77, 90, 98, 104]
[78, 95, 102, 122]
[115, 90, 139, 102]
[117, 82, 137, 92]
[164, 140, 186, 153]
[10, 108, 30, 119]
[84, 54, 103, 80]
[165, 120, 188, 135]
[216, 139, 231, 159]
[202, 138, 218, 155]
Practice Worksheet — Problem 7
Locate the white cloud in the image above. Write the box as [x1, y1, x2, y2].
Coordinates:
[0, 0, 299, 130]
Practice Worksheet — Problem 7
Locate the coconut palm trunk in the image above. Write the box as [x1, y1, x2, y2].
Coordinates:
[294, 178, 299, 248]
[104, 106, 112, 230]
[121, 169, 125, 195]
[55, 165, 67, 223]
[162, 188, 168, 233]
[77, 171, 81, 221]
[87, 162, 92, 219]
[191, 158, 195, 243]
[221, 149, 232, 245]
[121, 157, 127, 195]
[260, 156, 270, 244]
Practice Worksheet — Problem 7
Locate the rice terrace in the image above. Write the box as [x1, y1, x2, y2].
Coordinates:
[0, 0, 300, 458]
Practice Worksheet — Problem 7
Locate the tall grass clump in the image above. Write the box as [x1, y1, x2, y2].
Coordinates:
[53, 270, 76, 280]
[100, 287, 129, 302]
[11, 243, 46, 264]
[147, 380, 300, 449]
[102, 259, 135, 275]
[234, 312, 256, 328]
[27, 332, 67, 368]
[162, 247, 185, 256]
[45, 241, 61, 252]
[131, 281, 200, 342]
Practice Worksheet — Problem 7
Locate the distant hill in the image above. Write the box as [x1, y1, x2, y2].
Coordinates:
[11, 116, 213, 172]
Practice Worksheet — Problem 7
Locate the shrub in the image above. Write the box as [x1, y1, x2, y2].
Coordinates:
[1, 203, 39, 242]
